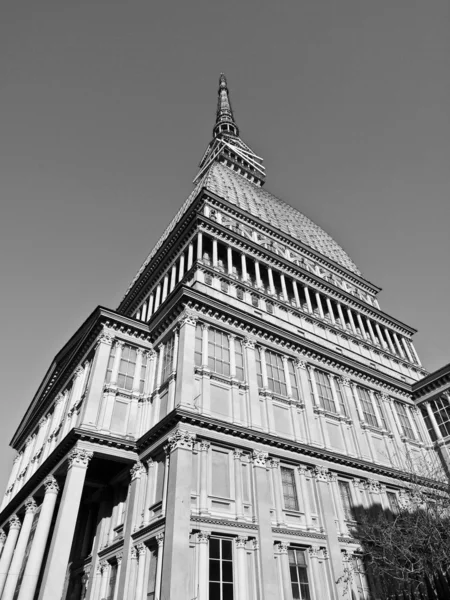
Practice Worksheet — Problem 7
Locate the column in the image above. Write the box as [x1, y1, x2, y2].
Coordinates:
[252, 450, 279, 600]
[365, 319, 378, 345]
[111, 553, 123, 600]
[135, 543, 147, 600]
[0, 529, 6, 556]
[292, 280, 300, 308]
[170, 264, 177, 292]
[0, 515, 21, 595]
[154, 533, 164, 600]
[17, 476, 60, 600]
[410, 342, 422, 366]
[174, 311, 198, 410]
[37, 449, 93, 600]
[326, 298, 336, 325]
[160, 429, 196, 600]
[375, 323, 388, 350]
[197, 531, 210, 600]
[178, 253, 185, 282]
[255, 260, 262, 288]
[328, 474, 346, 536]
[297, 466, 312, 529]
[212, 239, 218, 267]
[233, 450, 244, 519]
[370, 390, 384, 430]
[224, 246, 232, 276]
[161, 274, 169, 303]
[199, 441, 210, 514]
[347, 309, 358, 335]
[187, 242, 194, 270]
[356, 313, 367, 339]
[98, 561, 110, 600]
[148, 294, 155, 318]
[337, 304, 346, 329]
[304, 286, 313, 313]
[244, 338, 263, 430]
[282, 357, 293, 398]
[268, 267, 276, 295]
[154, 284, 162, 312]
[280, 275, 289, 302]
[142, 459, 155, 526]
[393, 333, 406, 359]
[197, 232, 203, 261]
[235, 536, 249, 600]
[401, 338, 415, 363]
[2, 498, 38, 600]
[384, 328, 397, 355]
[425, 401, 443, 441]
[161, 450, 170, 516]
[269, 459, 285, 526]
[275, 542, 292, 600]
[241, 253, 248, 281]
[308, 366, 327, 446]
[141, 301, 148, 322]
[315, 292, 325, 319]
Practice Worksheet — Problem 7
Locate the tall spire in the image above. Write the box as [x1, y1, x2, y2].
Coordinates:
[214, 73, 239, 137]
[194, 74, 266, 187]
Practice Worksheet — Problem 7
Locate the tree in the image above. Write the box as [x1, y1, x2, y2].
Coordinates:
[339, 449, 450, 598]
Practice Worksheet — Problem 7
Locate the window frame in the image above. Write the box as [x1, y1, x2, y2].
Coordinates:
[288, 547, 312, 600]
[209, 536, 234, 600]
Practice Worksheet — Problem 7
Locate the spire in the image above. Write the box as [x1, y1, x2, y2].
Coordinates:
[214, 73, 239, 137]
[194, 74, 266, 186]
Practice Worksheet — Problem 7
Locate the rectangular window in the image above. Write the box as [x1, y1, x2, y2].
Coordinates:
[195, 324, 203, 367]
[312, 370, 336, 413]
[410, 409, 424, 442]
[209, 537, 234, 600]
[117, 346, 137, 390]
[432, 396, 450, 438]
[288, 548, 311, 600]
[288, 360, 300, 400]
[374, 394, 387, 429]
[110, 399, 128, 434]
[335, 378, 347, 416]
[161, 335, 175, 384]
[338, 480, 354, 521]
[265, 350, 287, 397]
[386, 491, 399, 514]
[234, 338, 244, 381]
[395, 402, 415, 439]
[281, 467, 299, 511]
[256, 349, 263, 388]
[357, 387, 379, 428]
[211, 450, 230, 498]
[208, 328, 231, 377]
[352, 555, 370, 599]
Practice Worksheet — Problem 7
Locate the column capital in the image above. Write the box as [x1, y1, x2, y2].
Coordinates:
[381, 392, 390, 402]
[130, 546, 138, 560]
[54, 393, 65, 406]
[243, 337, 256, 350]
[116, 551, 123, 565]
[268, 458, 280, 469]
[43, 474, 60, 495]
[167, 428, 196, 452]
[24, 497, 37, 514]
[294, 359, 307, 369]
[308, 545, 320, 559]
[275, 541, 288, 554]
[197, 530, 210, 544]
[68, 448, 94, 469]
[199, 440, 211, 452]
[135, 542, 146, 556]
[147, 349, 157, 361]
[365, 479, 381, 494]
[232, 449, 244, 460]
[156, 532, 164, 547]
[297, 465, 311, 477]
[0, 529, 6, 543]
[251, 538, 259, 550]
[340, 375, 351, 387]
[235, 536, 248, 549]
[352, 478, 366, 491]
[9, 514, 21, 530]
[313, 465, 329, 482]
[74, 365, 85, 378]
[130, 461, 146, 481]
[252, 450, 268, 468]
[178, 309, 198, 327]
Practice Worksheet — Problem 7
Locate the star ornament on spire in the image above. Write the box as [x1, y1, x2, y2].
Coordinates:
[194, 74, 266, 186]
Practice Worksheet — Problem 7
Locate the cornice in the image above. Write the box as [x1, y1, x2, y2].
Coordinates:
[271, 527, 327, 541]
[190, 515, 258, 531]
[412, 362, 450, 402]
[131, 516, 166, 542]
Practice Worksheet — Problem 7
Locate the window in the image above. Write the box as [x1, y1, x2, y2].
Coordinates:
[338, 480, 354, 520]
[161, 335, 175, 384]
[256, 349, 263, 388]
[288, 549, 311, 600]
[281, 467, 299, 511]
[410, 409, 424, 442]
[251, 294, 259, 307]
[195, 324, 203, 367]
[386, 491, 399, 514]
[265, 350, 287, 397]
[374, 394, 387, 429]
[334, 378, 347, 416]
[211, 450, 230, 498]
[105, 345, 116, 384]
[310, 370, 336, 413]
[236, 287, 244, 300]
[208, 329, 231, 376]
[351, 555, 371, 600]
[266, 301, 274, 314]
[288, 361, 300, 401]
[106, 562, 117, 600]
[117, 346, 137, 390]
[395, 402, 415, 439]
[209, 537, 234, 600]
[357, 387, 379, 428]
[431, 396, 450, 438]
[234, 339, 244, 381]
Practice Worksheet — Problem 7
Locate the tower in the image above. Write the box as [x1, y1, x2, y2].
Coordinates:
[0, 74, 448, 600]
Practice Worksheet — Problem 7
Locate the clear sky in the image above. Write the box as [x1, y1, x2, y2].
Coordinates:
[0, 1, 449, 494]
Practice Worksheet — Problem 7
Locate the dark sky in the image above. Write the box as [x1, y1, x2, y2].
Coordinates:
[1, 1, 449, 493]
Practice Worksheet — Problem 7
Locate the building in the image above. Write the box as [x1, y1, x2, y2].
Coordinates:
[0, 74, 449, 600]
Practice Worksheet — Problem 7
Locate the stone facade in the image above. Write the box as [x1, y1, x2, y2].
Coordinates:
[0, 74, 449, 600]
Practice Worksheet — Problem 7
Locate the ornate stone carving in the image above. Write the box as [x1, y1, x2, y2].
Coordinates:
[68, 448, 94, 469]
[381, 392, 390, 402]
[44, 474, 60, 494]
[167, 429, 196, 452]
[308, 545, 320, 558]
[116, 551, 123, 565]
[25, 497, 37, 514]
[252, 450, 268, 468]
[352, 478, 365, 491]
[243, 337, 256, 350]
[340, 376, 351, 387]
[199, 440, 211, 452]
[147, 349, 157, 361]
[178, 310, 198, 327]
[365, 479, 381, 494]
[74, 366, 85, 378]
[276, 541, 288, 554]
[232, 449, 243, 460]
[135, 542, 146, 556]
[97, 329, 115, 347]
[130, 461, 146, 481]
[156, 532, 164, 547]
[313, 466, 329, 482]
[197, 530, 210, 544]
[251, 538, 259, 550]
[294, 359, 307, 370]
[130, 546, 138, 560]
[235, 536, 248, 549]
[268, 458, 280, 469]
[297, 465, 311, 477]
[9, 514, 21, 529]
